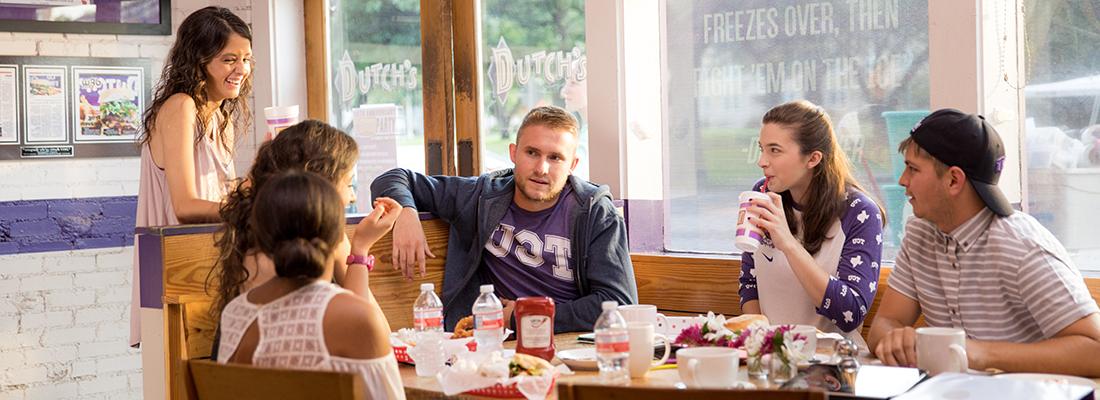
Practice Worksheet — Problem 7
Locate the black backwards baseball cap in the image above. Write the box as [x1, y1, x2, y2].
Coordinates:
[908, 108, 1013, 217]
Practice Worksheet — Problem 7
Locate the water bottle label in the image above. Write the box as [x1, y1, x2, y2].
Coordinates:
[596, 340, 629, 353]
[595, 330, 629, 353]
[520, 315, 552, 348]
[414, 308, 443, 329]
[475, 310, 504, 330]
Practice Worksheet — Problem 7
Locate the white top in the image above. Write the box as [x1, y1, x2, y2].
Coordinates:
[217, 281, 406, 400]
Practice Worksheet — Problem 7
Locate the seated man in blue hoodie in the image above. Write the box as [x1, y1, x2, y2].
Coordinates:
[371, 105, 638, 333]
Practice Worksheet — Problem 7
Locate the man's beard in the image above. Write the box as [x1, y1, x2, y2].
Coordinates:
[517, 178, 564, 203]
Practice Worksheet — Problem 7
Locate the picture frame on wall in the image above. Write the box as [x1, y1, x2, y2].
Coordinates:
[0, 55, 152, 160]
[23, 65, 69, 144]
[0, 0, 171, 35]
[72, 66, 143, 143]
[0, 65, 18, 144]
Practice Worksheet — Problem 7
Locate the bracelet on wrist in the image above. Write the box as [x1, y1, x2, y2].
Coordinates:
[346, 254, 374, 272]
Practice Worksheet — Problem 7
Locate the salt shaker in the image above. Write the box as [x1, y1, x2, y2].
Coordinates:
[835, 339, 860, 389]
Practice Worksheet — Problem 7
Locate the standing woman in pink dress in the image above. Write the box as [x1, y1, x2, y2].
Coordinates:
[131, 7, 253, 393]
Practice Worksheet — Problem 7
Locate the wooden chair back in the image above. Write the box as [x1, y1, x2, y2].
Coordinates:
[1087, 277, 1100, 310]
[188, 359, 365, 400]
[557, 382, 826, 400]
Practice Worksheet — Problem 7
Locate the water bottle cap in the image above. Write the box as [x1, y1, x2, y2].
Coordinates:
[480, 284, 494, 293]
[601, 301, 618, 310]
[420, 283, 434, 292]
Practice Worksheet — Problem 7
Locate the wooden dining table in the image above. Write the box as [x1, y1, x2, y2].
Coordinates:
[400, 332, 797, 399]
[400, 332, 1100, 399]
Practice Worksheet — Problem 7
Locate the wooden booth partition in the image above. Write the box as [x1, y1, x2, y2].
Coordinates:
[138, 216, 449, 400]
[631, 253, 905, 340]
[631, 254, 742, 317]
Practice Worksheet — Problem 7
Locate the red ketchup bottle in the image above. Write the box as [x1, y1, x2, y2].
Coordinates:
[514, 296, 555, 361]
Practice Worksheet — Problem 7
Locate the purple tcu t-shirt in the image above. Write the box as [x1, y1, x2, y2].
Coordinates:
[483, 185, 579, 302]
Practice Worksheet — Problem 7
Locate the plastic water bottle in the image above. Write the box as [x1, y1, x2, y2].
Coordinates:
[472, 284, 505, 354]
[412, 283, 445, 376]
[594, 300, 629, 384]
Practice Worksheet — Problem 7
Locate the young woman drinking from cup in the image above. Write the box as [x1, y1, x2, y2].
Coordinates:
[738, 100, 885, 347]
[217, 170, 404, 399]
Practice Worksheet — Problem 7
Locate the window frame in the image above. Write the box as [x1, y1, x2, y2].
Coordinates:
[300, 0, 1055, 268]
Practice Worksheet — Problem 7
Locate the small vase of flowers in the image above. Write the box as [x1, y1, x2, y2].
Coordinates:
[674, 313, 809, 382]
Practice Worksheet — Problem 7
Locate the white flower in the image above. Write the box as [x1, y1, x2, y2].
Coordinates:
[744, 325, 768, 356]
[781, 331, 811, 363]
[700, 311, 733, 341]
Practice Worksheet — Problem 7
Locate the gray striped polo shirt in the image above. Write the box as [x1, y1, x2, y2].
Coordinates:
[891, 208, 1098, 342]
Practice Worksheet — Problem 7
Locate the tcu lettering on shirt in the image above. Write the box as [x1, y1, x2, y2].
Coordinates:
[486, 223, 573, 281]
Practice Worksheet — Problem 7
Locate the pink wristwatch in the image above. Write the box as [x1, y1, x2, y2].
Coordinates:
[346, 254, 375, 272]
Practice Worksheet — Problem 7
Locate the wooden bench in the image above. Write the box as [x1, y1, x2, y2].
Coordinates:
[634, 254, 926, 338]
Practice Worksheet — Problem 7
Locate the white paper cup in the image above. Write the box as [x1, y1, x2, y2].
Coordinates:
[916, 327, 968, 375]
[626, 322, 670, 378]
[735, 191, 771, 252]
[264, 105, 300, 140]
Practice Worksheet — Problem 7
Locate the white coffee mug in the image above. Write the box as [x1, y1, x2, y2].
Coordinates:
[735, 191, 771, 252]
[916, 327, 968, 375]
[790, 325, 818, 360]
[618, 304, 668, 328]
[676, 347, 740, 389]
[627, 322, 671, 378]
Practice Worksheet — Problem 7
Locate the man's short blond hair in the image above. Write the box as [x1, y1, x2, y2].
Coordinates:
[898, 136, 949, 176]
[517, 106, 579, 142]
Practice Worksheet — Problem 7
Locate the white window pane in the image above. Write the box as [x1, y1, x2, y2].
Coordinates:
[663, 0, 929, 257]
[1023, 1, 1100, 271]
[479, 0, 589, 179]
[327, 0, 425, 211]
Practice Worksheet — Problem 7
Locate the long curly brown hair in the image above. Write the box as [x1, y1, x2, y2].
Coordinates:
[208, 120, 359, 319]
[141, 6, 253, 153]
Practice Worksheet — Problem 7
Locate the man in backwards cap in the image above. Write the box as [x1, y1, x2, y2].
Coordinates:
[868, 109, 1100, 376]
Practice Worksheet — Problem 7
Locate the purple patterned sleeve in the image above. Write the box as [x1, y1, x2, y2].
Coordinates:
[815, 191, 883, 332]
[738, 178, 766, 307]
[739, 249, 758, 306]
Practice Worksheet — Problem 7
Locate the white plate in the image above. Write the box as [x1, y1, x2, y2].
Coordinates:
[993, 373, 1099, 389]
[557, 348, 598, 371]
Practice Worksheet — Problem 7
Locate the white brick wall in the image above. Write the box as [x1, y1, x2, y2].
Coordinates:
[0, 158, 140, 202]
[0, 248, 140, 399]
[0, 1, 256, 398]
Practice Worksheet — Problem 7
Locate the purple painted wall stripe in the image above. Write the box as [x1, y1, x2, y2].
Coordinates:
[0, 196, 137, 255]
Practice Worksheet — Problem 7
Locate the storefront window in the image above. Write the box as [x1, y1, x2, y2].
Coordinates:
[479, 0, 589, 178]
[663, 0, 929, 256]
[1023, 1, 1100, 271]
[327, 0, 425, 209]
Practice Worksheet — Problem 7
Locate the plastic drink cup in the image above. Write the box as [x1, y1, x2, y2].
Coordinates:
[263, 105, 299, 141]
[734, 191, 771, 252]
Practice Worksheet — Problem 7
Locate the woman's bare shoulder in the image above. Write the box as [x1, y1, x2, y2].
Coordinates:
[161, 93, 198, 113]
[324, 292, 390, 359]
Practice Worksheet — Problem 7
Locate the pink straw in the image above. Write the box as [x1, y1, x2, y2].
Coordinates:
[762, 177, 770, 193]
